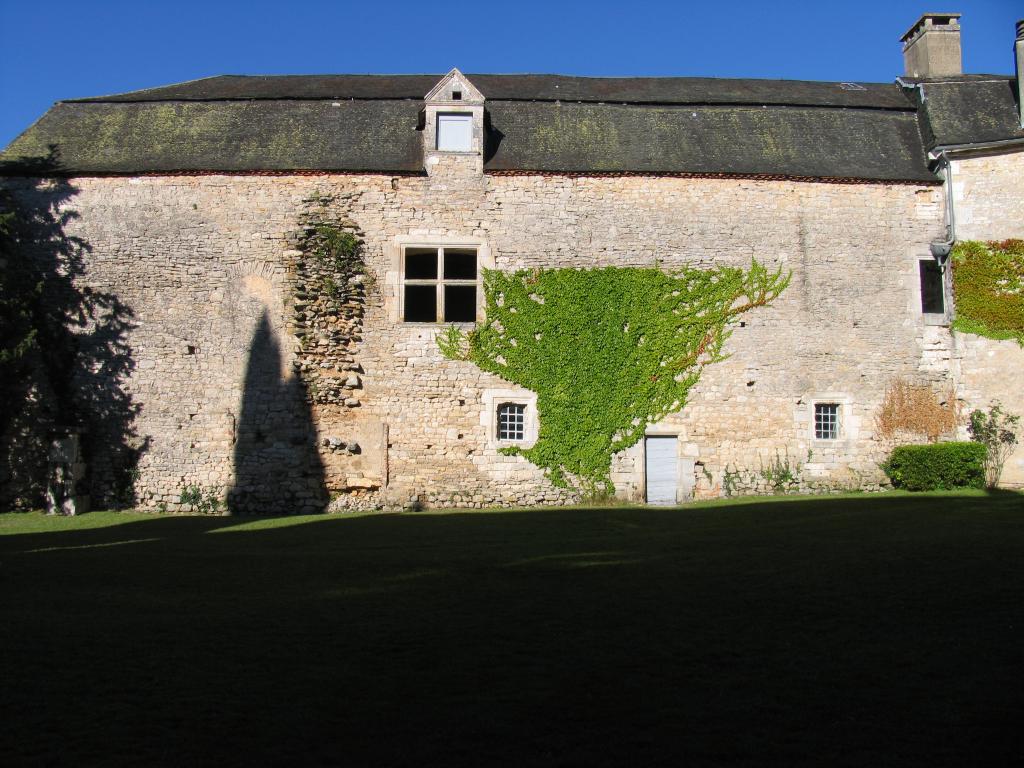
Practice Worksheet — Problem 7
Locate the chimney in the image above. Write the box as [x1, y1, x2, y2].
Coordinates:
[1016, 20, 1024, 127]
[901, 13, 962, 77]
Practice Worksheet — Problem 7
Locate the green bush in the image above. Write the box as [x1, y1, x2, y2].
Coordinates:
[881, 442, 987, 491]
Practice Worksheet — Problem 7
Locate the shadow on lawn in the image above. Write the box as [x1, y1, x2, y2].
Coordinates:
[2, 493, 1023, 766]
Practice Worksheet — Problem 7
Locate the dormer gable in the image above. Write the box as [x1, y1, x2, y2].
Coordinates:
[422, 69, 485, 177]
[424, 68, 485, 105]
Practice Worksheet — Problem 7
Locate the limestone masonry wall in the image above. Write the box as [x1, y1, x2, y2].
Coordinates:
[8, 167, 1018, 509]
[950, 149, 1024, 241]
[948, 148, 1024, 487]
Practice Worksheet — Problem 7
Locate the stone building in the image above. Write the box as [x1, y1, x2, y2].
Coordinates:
[1, 13, 1022, 512]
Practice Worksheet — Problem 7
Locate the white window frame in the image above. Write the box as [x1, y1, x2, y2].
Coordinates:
[496, 402, 527, 442]
[814, 402, 841, 440]
[436, 113, 474, 152]
[483, 388, 538, 449]
[400, 245, 479, 324]
[800, 394, 857, 446]
[386, 236, 492, 325]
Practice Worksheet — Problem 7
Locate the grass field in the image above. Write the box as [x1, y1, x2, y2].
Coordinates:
[2, 490, 1022, 766]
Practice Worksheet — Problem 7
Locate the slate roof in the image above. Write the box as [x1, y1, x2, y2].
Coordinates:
[2, 71, 1012, 181]
[901, 75, 1024, 149]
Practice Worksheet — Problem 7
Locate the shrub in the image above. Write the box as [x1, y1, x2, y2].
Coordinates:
[881, 442, 986, 491]
[875, 378, 959, 443]
[968, 403, 1020, 488]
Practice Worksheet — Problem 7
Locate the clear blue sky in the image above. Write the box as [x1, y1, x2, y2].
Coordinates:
[1, 0, 1020, 148]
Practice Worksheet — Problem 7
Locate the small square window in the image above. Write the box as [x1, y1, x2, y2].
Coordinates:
[814, 403, 840, 440]
[437, 113, 472, 152]
[497, 403, 526, 441]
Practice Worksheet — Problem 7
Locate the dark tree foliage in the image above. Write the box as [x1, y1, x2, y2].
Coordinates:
[0, 151, 145, 509]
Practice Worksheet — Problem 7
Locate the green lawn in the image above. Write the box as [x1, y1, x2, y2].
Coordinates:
[1, 491, 1022, 767]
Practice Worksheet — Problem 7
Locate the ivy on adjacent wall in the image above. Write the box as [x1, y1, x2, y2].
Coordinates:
[439, 261, 790, 493]
[951, 239, 1024, 346]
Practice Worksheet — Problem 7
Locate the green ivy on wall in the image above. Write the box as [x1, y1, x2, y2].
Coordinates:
[439, 261, 790, 493]
[951, 239, 1024, 346]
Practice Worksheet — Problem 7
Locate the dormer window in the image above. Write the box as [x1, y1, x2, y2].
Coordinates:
[437, 113, 473, 151]
[423, 69, 485, 174]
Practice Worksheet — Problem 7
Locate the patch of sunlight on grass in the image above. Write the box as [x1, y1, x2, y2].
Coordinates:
[22, 537, 163, 553]
[0, 510, 155, 536]
[205, 514, 343, 533]
[504, 551, 630, 568]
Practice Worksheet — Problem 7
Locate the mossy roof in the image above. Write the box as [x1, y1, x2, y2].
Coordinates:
[902, 75, 1024, 148]
[0, 73, 970, 181]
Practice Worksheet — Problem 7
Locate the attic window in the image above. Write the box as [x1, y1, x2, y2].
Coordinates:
[437, 113, 472, 151]
[451, 89, 462, 100]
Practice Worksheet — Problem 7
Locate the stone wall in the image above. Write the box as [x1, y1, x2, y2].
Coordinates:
[947, 148, 1024, 487]
[950, 149, 1024, 241]
[10, 167, 1012, 510]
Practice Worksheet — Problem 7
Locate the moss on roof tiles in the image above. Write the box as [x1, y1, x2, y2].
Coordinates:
[484, 102, 935, 180]
[912, 78, 1024, 148]
[1, 100, 423, 173]
[72, 74, 914, 110]
[0, 73, 955, 180]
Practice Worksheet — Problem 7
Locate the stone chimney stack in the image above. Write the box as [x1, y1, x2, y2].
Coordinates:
[901, 13, 962, 77]
[1016, 20, 1024, 127]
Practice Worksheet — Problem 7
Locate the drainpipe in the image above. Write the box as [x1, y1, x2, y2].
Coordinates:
[1016, 20, 1024, 128]
[930, 150, 955, 264]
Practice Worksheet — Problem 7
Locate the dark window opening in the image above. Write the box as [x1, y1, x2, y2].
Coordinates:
[404, 285, 437, 322]
[406, 249, 438, 279]
[920, 259, 945, 314]
[445, 285, 477, 322]
[444, 249, 477, 280]
[452, 90, 462, 100]
[402, 246, 478, 323]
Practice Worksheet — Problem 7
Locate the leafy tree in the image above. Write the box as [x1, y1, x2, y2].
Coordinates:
[0, 192, 45, 436]
[440, 261, 789, 493]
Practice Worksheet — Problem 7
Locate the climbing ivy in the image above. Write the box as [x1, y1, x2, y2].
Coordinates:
[439, 261, 789, 493]
[951, 239, 1024, 346]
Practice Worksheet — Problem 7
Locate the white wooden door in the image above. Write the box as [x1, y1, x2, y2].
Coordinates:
[645, 436, 678, 505]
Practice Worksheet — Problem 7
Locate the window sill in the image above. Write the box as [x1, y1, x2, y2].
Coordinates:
[401, 321, 478, 327]
[922, 313, 950, 327]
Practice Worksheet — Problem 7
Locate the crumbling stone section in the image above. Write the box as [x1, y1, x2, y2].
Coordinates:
[285, 191, 387, 503]
[288, 192, 369, 409]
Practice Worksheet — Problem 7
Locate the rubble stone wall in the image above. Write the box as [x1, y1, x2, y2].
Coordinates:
[11, 169, 1011, 510]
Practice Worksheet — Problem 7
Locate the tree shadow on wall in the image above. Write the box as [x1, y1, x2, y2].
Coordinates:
[0, 149, 147, 509]
[228, 310, 326, 515]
